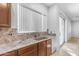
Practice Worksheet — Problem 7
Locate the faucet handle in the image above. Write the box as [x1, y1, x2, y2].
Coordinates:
[34, 34, 37, 38]
[8, 33, 13, 36]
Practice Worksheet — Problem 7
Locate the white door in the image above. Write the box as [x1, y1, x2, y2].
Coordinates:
[59, 17, 65, 46]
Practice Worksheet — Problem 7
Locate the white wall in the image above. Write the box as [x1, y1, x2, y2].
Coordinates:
[48, 5, 60, 51]
[72, 21, 79, 37]
[11, 3, 17, 28]
[48, 5, 72, 51]
[48, 5, 59, 34]
[67, 19, 72, 40]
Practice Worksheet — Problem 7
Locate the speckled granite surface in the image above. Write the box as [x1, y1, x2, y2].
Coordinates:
[0, 28, 55, 54]
[0, 28, 48, 45]
[0, 35, 54, 54]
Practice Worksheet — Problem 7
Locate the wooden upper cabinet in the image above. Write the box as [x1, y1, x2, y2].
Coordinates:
[0, 3, 11, 27]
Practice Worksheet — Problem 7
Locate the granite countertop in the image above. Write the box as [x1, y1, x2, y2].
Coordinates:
[0, 35, 55, 55]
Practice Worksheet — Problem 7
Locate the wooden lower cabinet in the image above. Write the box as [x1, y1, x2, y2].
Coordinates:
[0, 39, 52, 56]
[20, 50, 37, 56]
[37, 39, 52, 56]
[46, 39, 52, 56]
[0, 50, 17, 56]
[37, 41, 47, 56]
[18, 43, 38, 56]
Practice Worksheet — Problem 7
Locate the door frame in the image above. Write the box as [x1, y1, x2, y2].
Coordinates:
[59, 16, 65, 47]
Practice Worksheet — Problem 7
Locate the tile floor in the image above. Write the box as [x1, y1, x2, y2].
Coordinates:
[52, 37, 79, 56]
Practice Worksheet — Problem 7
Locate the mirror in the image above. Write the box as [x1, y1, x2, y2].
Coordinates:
[17, 4, 47, 33]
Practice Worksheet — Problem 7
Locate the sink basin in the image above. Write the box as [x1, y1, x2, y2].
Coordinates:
[14, 40, 23, 44]
[35, 37, 47, 40]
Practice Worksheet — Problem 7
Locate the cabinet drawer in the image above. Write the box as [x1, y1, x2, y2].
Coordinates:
[18, 43, 37, 55]
[0, 50, 17, 56]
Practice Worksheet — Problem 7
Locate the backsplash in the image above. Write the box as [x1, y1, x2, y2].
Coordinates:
[0, 28, 47, 45]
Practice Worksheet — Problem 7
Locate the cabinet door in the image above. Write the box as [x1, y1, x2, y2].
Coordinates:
[18, 43, 37, 56]
[46, 39, 52, 56]
[18, 5, 33, 33]
[38, 41, 47, 56]
[0, 3, 11, 27]
[32, 11, 42, 32]
[20, 50, 37, 56]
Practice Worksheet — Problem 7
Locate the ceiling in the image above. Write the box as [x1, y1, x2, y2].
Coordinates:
[41, 3, 54, 7]
[42, 3, 79, 21]
[57, 3, 79, 21]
